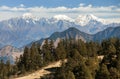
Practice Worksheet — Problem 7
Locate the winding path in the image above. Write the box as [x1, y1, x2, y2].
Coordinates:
[15, 60, 64, 79]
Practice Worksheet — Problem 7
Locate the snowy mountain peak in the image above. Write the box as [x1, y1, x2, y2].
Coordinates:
[80, 14, 98, 20]
[22, 13, 34, 19]
[22, 13, 39, 22]
[53, 15, 74, 22]
[75, 14, 108, 26]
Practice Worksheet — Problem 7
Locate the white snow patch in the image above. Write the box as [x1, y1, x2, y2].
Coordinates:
[8, 24, 13, 28]
[53, 14, 74, 22]
[75, 14, 110, 26]
[22, 13, 33, 19]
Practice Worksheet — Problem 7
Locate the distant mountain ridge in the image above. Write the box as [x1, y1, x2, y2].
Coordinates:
[0, 45, 22, 64]
[46, 26, 120, 42]
[32, 26, 120, 45]
[48, 27, 92, 41]
[1, 26, 120, 63]
[94, 26, 120, 42]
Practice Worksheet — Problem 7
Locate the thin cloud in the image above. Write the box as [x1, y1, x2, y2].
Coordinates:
[0, 4, 120, 22]
[20, 4, 25, 7]
[0, 5, 26, 11]
[79, 3, 85, 7]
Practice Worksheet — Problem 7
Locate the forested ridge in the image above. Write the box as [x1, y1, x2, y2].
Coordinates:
[0, 38, 120, 79]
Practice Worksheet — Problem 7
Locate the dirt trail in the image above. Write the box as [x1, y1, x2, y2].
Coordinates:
[14, 60, 64, 79]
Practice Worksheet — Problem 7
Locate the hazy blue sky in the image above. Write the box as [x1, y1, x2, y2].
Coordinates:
[0, 0, 120, 22]
[0, 0, 120, 7]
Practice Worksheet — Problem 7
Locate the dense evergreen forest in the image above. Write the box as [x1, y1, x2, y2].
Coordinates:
[0, 38, 120, 79]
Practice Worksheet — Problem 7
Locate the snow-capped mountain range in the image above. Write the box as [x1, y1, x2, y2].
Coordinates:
[0, 14, 120, 48]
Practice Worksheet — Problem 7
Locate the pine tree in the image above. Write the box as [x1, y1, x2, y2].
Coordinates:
[78, 40, 87, 57]
[42, 39, 54, 64]
[23, 47, 30, 71]
[108, 44, 116, 54]
[55, 41, 66, 60]
[66, 49, 84, 71]
[6, 60, 11, 77]
[73, 63, 93, 79]
[66, 71, 75, 79]
[95, 64, 110, 79]
[85, 58, 99, 78]
[21, 64, 26, 74]
[109, 67, 120, 79]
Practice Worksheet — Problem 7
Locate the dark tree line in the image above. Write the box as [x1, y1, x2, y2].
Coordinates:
[0, 38, 120, 79]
